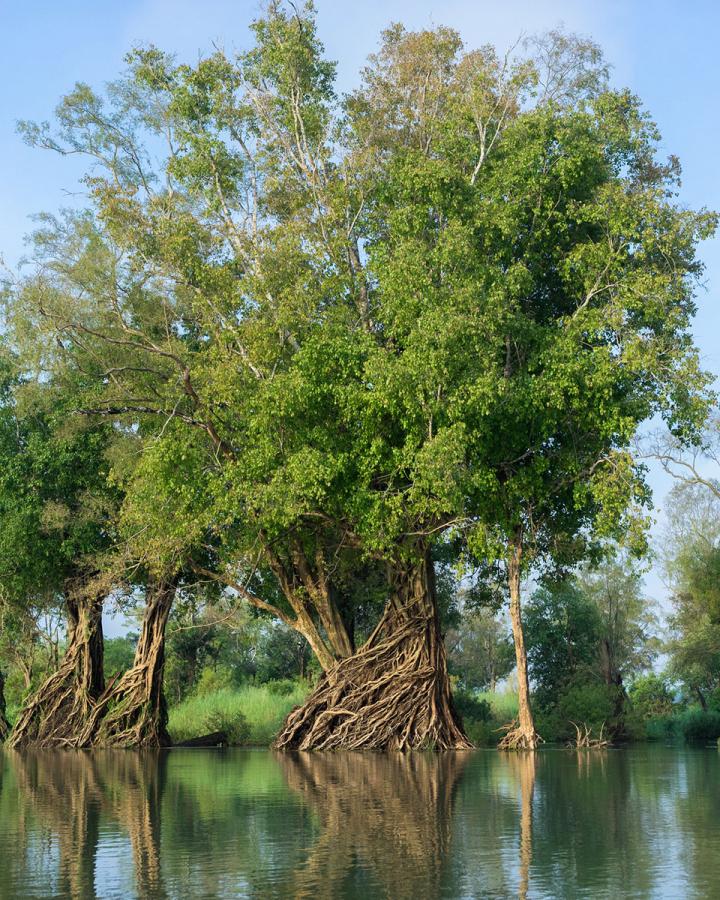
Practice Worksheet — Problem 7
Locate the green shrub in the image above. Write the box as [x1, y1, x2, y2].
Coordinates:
[676, 708, 720, 742]
[454, 690, 492, 724]
[194, 665, 236, 697]
[266, 678, 300, 696]
[464, 718, 496, 746]
[204, 708, 251, 745]
[645, 715, 675, 741]
[628, 675, 675, 720]
[536, 681, 616, 742]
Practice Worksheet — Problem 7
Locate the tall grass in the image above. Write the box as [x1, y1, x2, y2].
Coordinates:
[168, 683, 309, 747]
[475, 690, 519, 722]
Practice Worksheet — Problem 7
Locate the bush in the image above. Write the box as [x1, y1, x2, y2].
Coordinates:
[536, 681, 617, 742]
[204, 708, 251, 745]
[676, 708, 720, 742]
[266, 678, 300, 696]
[628, 675, 675, 720]
[194, 665, 235, 697]
[453, 690, 492, 723]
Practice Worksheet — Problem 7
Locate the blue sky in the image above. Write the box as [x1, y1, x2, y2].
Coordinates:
[1, 0, 718, 625]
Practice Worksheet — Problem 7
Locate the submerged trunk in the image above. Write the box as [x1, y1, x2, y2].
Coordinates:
[0, 671, 10, 741]
[78, 581, 176, 748]
[8, 589, 104, 749]
[274, 549, 472, 751]
[499, 534, 540, 751]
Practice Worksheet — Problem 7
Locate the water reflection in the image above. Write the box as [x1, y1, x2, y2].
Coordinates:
[277, 752, 467, 899]
[1, 747, 720, 898]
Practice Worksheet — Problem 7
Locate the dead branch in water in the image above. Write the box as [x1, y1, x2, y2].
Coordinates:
[567, 721, 610, 749]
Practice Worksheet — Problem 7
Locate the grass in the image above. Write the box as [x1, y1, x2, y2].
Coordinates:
[476, 689, 519, 722]
[168, 683, 309, 747]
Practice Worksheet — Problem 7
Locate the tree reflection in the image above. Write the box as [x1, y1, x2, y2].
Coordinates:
[504, 752, 536, 900]
[2, 747, 720, 898]
[93, 751, 168, 898]
[10, 751, 102, 898]
[3, 750, 167, 898]
[277, 751, 469, 899]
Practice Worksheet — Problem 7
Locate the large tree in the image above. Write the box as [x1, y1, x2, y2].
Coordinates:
[5, 6, 714, 749]
[0, 345, 117, 747]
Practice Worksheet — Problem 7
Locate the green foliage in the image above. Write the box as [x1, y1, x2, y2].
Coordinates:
[194, 665, 237, 698]
[266, 678, 302, 696]
[447, 603, 514, 692]
[204, 707, 251, 745]
[663, 484, 720, 704]
[650, 708, 720, 744]
[525, 581, 603, 702]
[536, 682, 617, 742]
[453, 689, 492, 724]
[628, 674, 675, 720]
[103, 635, 137, 679]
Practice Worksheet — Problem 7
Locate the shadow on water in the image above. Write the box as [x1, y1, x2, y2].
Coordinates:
[2, 746, 720, 898]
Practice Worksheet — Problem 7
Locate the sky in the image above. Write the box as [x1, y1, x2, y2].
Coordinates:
[1, 0, 719, 631]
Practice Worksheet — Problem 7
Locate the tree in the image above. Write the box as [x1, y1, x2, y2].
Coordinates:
[663, 483, 720, 708]
[578, 554, 660, 700]
[525, 557, 658, 737]
[5, 7, 714, 750]
[0, 345, 118, 748]
[525, 580, 603, 703]
[447, 603, 514, 692]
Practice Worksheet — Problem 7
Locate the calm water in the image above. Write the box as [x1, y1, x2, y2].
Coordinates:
[0, 747, 719, 898]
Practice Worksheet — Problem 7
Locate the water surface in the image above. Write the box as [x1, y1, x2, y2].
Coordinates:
[0, 746, 718, 898]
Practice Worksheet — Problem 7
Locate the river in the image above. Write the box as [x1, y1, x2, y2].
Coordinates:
[0, 746, 718, 898]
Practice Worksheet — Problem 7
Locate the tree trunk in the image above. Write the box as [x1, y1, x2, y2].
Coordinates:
[8, 589, 104, 749]
[696, 687, 708, 711]
[274, 549, 472, 751]
[0, 670, 10, 741]
[499, 534, 540, 750]
[78, 581, 176, 748]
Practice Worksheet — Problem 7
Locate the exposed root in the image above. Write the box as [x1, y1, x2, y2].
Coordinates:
[77, 581, 175, 748]
[275, 600, 472, 751]
[8, 592, 104, 749]
[497, 719, 543, 751]
[566, 721, 610, 750]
